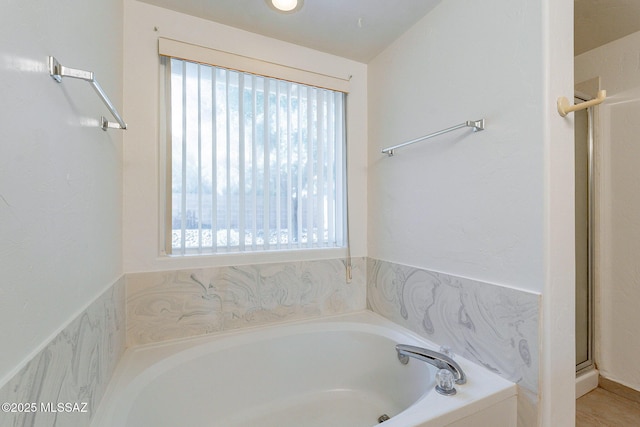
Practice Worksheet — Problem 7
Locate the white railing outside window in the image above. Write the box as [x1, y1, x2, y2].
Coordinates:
[165, 57, 346, 255]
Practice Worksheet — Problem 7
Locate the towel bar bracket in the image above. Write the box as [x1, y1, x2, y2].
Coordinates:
[101, 116, 125, 131]
[466, 119, 485, 132]
[48, 56, 93, 83]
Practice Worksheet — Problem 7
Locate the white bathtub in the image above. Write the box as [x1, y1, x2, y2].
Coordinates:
[92, 311, 516, 427]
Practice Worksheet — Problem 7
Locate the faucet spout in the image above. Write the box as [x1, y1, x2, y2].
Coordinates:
[395, 344, 467, 385]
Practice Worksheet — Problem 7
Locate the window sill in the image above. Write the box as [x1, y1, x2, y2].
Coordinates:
[156, 247, 350, 270]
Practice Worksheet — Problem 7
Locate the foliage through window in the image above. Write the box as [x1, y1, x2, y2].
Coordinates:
[165, 57, 346, 254]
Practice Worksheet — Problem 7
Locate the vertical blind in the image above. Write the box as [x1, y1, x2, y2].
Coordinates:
[166, 57, 347, 254]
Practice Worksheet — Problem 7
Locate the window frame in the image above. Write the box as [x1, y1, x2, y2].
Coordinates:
[158, 38, 351, 258]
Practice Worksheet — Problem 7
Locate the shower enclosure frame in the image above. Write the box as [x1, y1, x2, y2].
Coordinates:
[575, 92, 596, 374]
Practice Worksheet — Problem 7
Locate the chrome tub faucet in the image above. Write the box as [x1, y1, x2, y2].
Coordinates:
[396, 344, 467, 395]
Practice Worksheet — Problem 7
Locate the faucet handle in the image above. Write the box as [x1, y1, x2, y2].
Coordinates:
[435, 369, 457, 396]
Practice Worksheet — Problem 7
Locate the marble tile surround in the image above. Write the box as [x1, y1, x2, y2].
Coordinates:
[127, 257, 366, 345]
[367, 258, 540, 427]
[0, 277, 125, 427]
[3, 257, 536, 426]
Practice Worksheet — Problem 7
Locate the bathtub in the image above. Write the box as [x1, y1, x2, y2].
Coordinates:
[92, 311, 516, 427]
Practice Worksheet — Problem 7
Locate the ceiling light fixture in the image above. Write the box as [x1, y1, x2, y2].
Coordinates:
[266, 0, 303, 13]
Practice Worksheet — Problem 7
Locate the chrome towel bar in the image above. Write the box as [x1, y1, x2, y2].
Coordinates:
[381, 119, 484, 156]
[48, 56, 127, 131]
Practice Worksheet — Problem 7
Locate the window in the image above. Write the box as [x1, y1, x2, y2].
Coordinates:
[162, 55, 347, 255]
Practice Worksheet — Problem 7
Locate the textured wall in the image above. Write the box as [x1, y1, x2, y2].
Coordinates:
[367, 0, 545, 293]
[0, 0, 123, 389]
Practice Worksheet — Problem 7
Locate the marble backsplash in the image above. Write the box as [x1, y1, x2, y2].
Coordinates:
[0, 277, 125, 427]
[367, 258, 540, 427]
[127, 257, 366, 345]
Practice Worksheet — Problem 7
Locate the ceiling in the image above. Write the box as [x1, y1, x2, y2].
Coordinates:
[138, 0, 442, 63]
[139, 0, 640, 61]
[575, 0, 640, 55]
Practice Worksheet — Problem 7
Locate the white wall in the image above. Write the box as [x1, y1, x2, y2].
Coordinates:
[0, 0, 123, 385]
[576, 30, 640, 392]
[123, 0, 368, 273]
[368, 0, 547, 293]
[368, 0, 575, 425]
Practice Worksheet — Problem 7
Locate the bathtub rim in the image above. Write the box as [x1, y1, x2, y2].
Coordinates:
[92, 310, 517, 427]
